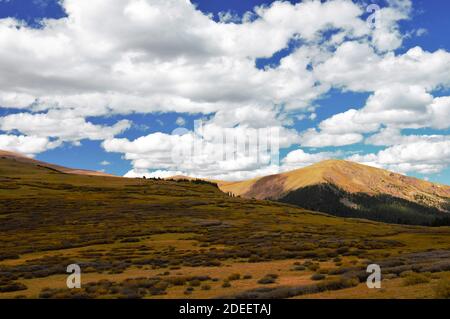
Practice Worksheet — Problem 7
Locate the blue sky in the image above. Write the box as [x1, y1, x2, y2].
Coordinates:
[0, 0, 449, 183]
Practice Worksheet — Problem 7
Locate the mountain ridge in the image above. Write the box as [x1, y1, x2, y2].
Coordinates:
[219, 159, 450, 204]
[216, 159, 450, 225]
[0, 149, 115, 178]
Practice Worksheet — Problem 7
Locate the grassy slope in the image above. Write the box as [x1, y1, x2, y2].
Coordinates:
[1, 157, 450, 299]
[0, 150, 115, 177]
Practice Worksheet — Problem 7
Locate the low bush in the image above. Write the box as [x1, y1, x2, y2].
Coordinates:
[400, 270, 415, 278]
[402, 273, 430, 286]
[305, 263, 320, 271]
[228, 274, 241, 281]
[435, 279, 450, 299]
[311, 274, 326, 281]
[293, 265, 306, 271]
[120, 238, 140, 243]
[189, 280, 201, 287]
[229, 276, 359, 299]
[0, 282, 27, 293]
[258, 274, 278, 285]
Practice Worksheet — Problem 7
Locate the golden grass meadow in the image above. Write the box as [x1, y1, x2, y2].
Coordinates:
[1, 155, 450, 299]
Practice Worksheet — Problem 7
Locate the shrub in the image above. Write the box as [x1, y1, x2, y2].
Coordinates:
[420, 261, 450, 273]
[119, 288, 141, 299]
[230, 276, 358, 299]
[293, 265, 306, 271]
[383, 274, 397, 280]
[189, 280, 201, 287]
[435, 279, 450, 299]
[307, 264, 320, 271]
[402, 273, 430, 286]
[120, 238, 140, 243]
[222, 280, 231, 288]
[0, 254, 20, 261]
[39, 289, 53, 299]
[258, 274, 278, 285]
[169, 277, 186, 286]
[336, 247, 349, 254]
[400, 270, 414, 278]
[258, 277, 275, 284]
[0, 282, 27, 293]
[243, 275, 252, 280]
[311, 274, 326, 281]
[228, 273, 241, 281]
[300, 243, 317, 251]
[201, 284, 211, 291]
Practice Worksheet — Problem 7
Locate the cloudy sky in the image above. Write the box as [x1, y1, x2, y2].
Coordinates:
[0, 0, 449, 183]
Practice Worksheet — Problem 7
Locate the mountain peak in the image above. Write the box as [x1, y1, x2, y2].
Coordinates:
[219, 159, 450, 208]
[307, 159, 377, 171]
[313, 158, 348, 165]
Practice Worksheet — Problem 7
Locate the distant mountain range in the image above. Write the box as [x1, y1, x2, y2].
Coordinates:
[218, 160, 450, 226]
